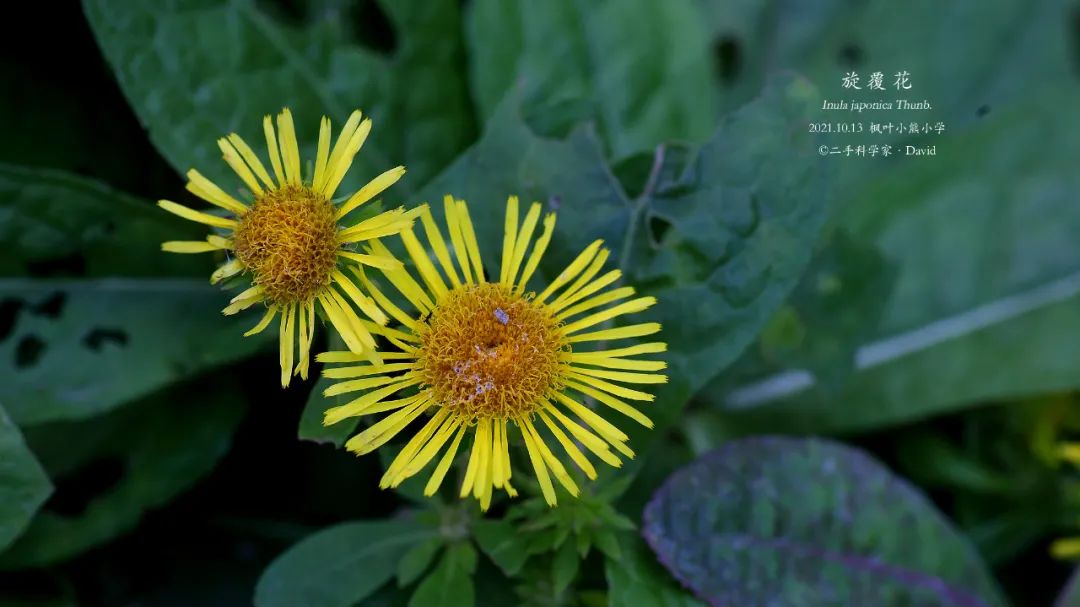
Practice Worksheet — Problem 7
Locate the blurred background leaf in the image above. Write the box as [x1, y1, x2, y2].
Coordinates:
[81, 0, 475, 193]
[643, 437, 1009, 606]
[0, 405, 51, 553]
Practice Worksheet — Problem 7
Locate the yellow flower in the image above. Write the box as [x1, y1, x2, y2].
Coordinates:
[158, 108, 413, 387]
[319, 195, 666, 510]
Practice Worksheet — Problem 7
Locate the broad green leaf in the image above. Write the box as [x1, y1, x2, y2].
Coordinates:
[0, 379, 244, 567]
[416, 76, 829, 458]
[398, 539, 443, 587]
[0, 163, 204, 278]
[0, 278, 264, 426]
[705, 85, 1080, 433]
[551, 539, 579, 595]
[255, 518, 439, 607]
[472, 519, 530, 576]
[642, 437, 1008, 607]
[465, 0, 717, 157]
[0, 404, 51, 552]
[408, 542, 477, 607]
[605, 535, 704, 607]
[0, 166, 268, 425]
[82, 0, 474, 189]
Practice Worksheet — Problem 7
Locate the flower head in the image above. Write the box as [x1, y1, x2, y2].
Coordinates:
[158, 108, 413, 386]
[319, 196, 666, 509]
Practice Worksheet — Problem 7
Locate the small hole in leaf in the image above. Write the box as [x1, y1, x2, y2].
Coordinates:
[976, 104, 991, 117]
[648, 215, 673, 244]
[837, 43, 863, 68]
[15, 335, 45, 368]
[26, 252, 86, 277]
[351, 0, 398, 55]
[712, 35, 742, 83]
[0, 298, 24, 342]
[31, 291, 66, 319]
[43, 456, 127, 517]
[82, 328, 129, 351]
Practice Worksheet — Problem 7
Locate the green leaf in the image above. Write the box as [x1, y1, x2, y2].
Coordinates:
[0, 163, 205, 278]
[0, 165, 268, 426]
[605, 535, 704, 607]
[416, 76, 829, 459]
[0, 404, 51, 552]
[0, 378, 244, 567]
[707, 85, 1080, 433]
[551, 538, 579, 595]
[642, 437, 1008, 607]
[472, 519, 529, 576]
[255, 517, 439, 607]
[82, 0, 474, 189]
[398, 539, 443, 587]
[465, 0, 718, 157]
[1, 278, 266, 426]
[408, 542, 477, 607]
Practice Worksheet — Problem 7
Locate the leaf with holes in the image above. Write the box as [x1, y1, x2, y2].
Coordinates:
[0, 377, 243, 567]
[465, 0, 718, 158]
[643, 437, 1008, 607]
[705, 85, 1080, 434]
[0, 166, 269, 425]
[81, 0, 473, 190]
[1, 279, 266, 426]
[415, 76, 829, 459]
[0, 404, 51, 553]
[255, 518, 439, 607]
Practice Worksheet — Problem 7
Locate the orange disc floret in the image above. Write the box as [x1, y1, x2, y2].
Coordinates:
[232, 184, 339, 305]
[416, 282, 566, 419]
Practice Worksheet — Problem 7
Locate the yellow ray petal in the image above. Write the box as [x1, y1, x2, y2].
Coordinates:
[323, 381, 422, 425]
[472, 418, 492, 500]
[499, 196, 519, 284]
[276, 108, 301, 185]
[263, 115, 285, 186]
[566, 356, 666, 372]
[543, 404, 622, 468]
[564, 379, 654, 427]
[323, 362, 413, 379]
[336, 251, 403, 271]
[425, 423, 469, 496]
[569, 365, 667, 385]
[556, 286, 635, 322]
[351, 267, 419, 331]
[536, 409, 596, 479]
[564, 322, 662, 344]
[443, 195, 473, 285]
[185, 169, 248, 215]
[336, 165, 407, 219]
[312, 116, 332, 191]
[522, 416, 579, 496]
[225, 133, 276, 190]
[505, 202, 541, 289]
[211, 259, 244, 285]
[516, 212, 556, 294]
[244, 306, 277, 336]
[417, 204, 461, 288]
[550, 391, 632, 449]
[537, 240, 603, 303]
[455, 199, 485, 282]
[517, 416, 557, 506]
[345, 398, 429, 455]
[573, 342, 667, 359]
[382, 409, 451, 488]
[560, 297, 657, 335]
[323, 118, 371, 198]
[401, 227, 449, 300]
[566, 374, 656, 403]
[158, 200, 237, 229]
[333, 270, 388, 325]
[161, 240, 221, 254]
[278, 304, 295, 387]
[318, 111, 362, 193]
[460, 428, 483, 498]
